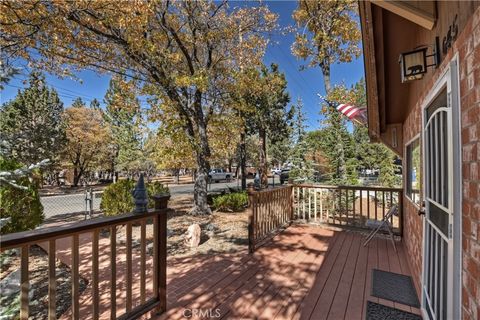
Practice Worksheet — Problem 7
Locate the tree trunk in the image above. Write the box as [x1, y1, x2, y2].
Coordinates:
[72, 166, 84, 187]
[191, 144, 211, 215]
[240, 132, 247, 190]
[321, 61, 332, 94]
[190, 99, 212, 215]
[258, 128, 268, 188]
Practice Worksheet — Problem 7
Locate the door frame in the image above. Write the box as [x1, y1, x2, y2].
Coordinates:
[420, 54, 462, 320]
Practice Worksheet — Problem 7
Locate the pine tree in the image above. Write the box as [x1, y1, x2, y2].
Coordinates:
[289, 99, 315, 181]
[0, 71, 65, 166]
[351, 80, 400, 187]
[102, 76, 144, 175]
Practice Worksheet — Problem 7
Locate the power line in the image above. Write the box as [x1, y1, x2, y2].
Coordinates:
[276, 44, 319, 94]
[3, 83, 97, 104]
[4, 79, 149, 106]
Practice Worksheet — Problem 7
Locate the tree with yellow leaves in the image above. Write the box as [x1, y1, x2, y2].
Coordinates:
[62, 98, 111, 187]
[1, 1, 276, 214]
[237, 64, 292, 187]
[292, 0, 361, 93]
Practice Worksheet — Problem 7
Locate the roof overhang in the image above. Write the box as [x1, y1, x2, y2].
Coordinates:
[371, 1, 436, 30]
[358, 1, 437, 157]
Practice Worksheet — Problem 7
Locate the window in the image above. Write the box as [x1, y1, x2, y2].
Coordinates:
[406, 138, 421, 206]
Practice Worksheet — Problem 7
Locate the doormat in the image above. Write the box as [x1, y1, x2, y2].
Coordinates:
[371, 269, 420, 308]
[366, 301, 422, 320]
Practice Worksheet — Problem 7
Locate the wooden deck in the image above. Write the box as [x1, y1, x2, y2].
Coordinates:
[156, 224, 422, 320]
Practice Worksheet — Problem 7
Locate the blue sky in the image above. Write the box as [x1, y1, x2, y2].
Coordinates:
[0, 1, 365, 131]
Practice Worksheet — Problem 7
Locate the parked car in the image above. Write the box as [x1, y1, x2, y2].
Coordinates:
[270, 168, 282, 175]
[280, 168, 290, 184]
[208, 168, 233, 182]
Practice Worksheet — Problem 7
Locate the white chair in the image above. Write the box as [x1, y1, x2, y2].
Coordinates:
[363, 204, 398, 252]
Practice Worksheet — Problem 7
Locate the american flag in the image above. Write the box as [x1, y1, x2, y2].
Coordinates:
[320, 96, 368, 125]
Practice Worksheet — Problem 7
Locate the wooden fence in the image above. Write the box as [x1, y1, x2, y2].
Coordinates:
[248, 184, 404, 252]
[293, 184, 404, 236]
[0, 207, 168, 320]
[248, 186, 293, 252]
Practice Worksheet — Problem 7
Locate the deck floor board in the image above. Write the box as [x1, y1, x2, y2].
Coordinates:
[153, 225, 422, 320]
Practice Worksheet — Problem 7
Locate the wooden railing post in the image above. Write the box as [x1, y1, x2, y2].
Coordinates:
[157, 209, 168, 314]
[151, 195, 168, 315]
[290, 186, 294, 221]
[399, 189, 404, 238]
[247, 190, 255, 253]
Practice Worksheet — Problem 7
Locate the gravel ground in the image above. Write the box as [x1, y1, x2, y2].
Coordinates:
[0, 246, 88, 320]
[111, 195, 250, 258]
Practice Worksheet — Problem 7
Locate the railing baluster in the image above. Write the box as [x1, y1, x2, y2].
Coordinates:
[110, 227, 117, 320]
[92, 229, 99, 320]
[360, 190, 363, 223]
[302, 187, 305, 220]
[308, 188, 312, 220]
[367, 190, 370, 220]
[72, 234, 79, 319]
[126, 222, 133, 312]
[48, 240, 56, 320]
[382, 191, 386, 220]
[374, 190, 378, 221]
[345, 189, 348, 226]
[339, 189, 342, 225]
[20, 245, 29, 320]
[320, 189, 324, 222]
[140, 219, 146, 304]
[352, 190, 355, 226]
[390, 191, 394, 225]
[326, 190, 330, 223]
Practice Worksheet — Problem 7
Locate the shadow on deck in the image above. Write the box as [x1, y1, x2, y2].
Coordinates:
[155, 224, 422, 320]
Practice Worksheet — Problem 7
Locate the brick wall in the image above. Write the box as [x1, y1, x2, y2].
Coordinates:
[458, 9, 480, 320]
[401, 8, 480, 319]
[402, 96, 423, 297]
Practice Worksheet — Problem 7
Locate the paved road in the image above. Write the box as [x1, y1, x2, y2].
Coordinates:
[40, 177, 282, 219]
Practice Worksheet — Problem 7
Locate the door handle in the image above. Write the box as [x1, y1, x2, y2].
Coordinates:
[418, 208, 425, 216]
[418, 201, 426, 216]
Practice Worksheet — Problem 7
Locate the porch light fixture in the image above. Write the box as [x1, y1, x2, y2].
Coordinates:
[399, 37, 440, 82]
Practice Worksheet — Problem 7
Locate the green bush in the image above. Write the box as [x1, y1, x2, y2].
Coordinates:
[146, 181, 170, 208]
[212, 191, 248, 212]
[0, 158, 44, 234]
[100, 179, 170, 216]
[100, 179, 135, 216]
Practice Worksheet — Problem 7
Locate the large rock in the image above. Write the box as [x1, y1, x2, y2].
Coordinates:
[184, 224, 201, 248]
[0, 269, 20, 297]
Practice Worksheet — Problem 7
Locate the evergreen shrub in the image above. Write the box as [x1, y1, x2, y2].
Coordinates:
[212, 192, 248, 212]
[100, 179, 170, 216]
[0, 158, 44, 234]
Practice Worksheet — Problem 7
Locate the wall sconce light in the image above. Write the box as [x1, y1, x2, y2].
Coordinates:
[399, 37, 440, 82]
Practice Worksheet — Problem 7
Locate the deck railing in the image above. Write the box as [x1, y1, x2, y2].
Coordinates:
[247, 186, 293, 252]
[293, 184, 403, 236]
[0, 207, 168, 320]
[248, 184, 404, 252]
